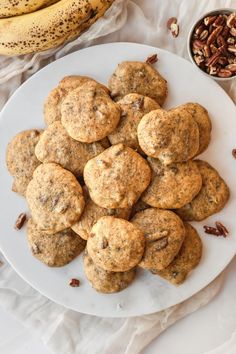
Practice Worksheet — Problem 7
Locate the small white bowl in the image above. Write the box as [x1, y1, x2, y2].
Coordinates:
[187, 8, 236, 81]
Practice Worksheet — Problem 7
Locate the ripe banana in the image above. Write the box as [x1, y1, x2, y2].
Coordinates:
[0, 0, 114, 56]
[0, 0, 59, 18]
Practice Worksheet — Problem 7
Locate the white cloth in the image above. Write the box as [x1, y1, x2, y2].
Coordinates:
[0, 1, 236, 353]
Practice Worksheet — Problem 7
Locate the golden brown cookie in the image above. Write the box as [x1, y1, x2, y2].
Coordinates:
[152, 223, 202, 285]
[35, 121, 105, 177]
[142, 158, 202, 209]
[137, 108, 199, 164]
[61, 81, 120, 143]
[83, 248, 136, 293]
[84, 143, 151, 209]
[87, 216, 145, 272]
[44, 75, 109, 126]
[174, 103, 212, 155]
[175, 160, 230, 221]
[72, 186, 131, 240]
[108, 61, 168, 105]
[27, 218, 86, 267]
[6, 129, 42, 196]
[108, 93, 160, 153]
[26, 163, 85, 234]
[131, 208, 185, 270]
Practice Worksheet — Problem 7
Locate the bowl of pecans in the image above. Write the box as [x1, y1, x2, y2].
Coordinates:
[187, 9, 236, 80]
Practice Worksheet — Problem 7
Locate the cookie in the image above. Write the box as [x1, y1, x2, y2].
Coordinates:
[35, 121, 105, 177]
[137, 108, 199, 164]
[131, 208, 185, 270]
[26, 163, 85, 234]
[153, 223, 202, 285]
[72, 186, 131, 240]
[83, 248, 136, 293]
[61, 81, 120, 143]
[27, 218, 86, 267]
[84, 143, 151, 209]
[142, 158, 202, 209]
[87, 216, 145, 272]
[44, 75, 108, 126]
[6, 129, 42, 196]
[175, 160, 230, 221]
[108, 61, 168, 106]
[108, 93, 160, 153]
[174, 103, 212, 155]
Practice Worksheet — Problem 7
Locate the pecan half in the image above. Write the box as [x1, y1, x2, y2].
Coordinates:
[227, 12, 236, 28]
[213, 15, 225, 27]
[204, 15, 217, 26]
[215, 222, 229, 237]
[232, 148, 236, 158]
[199, 29, 208, 40]
[167, 17, 177, 29]
[207, 26, 223, 45]
[218, 68, 232, 77]
[155, 237, 168, 250]
[167, 17, 179, 38]
[228, 45, 236, 54]
[146, 54, 158, 65]
[69, 278, 80, 287]
[14, 213, 27, 230]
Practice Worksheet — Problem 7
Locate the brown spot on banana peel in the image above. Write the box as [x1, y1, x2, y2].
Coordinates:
[0, 0, 114, 56]
[0, 0, 59, 18]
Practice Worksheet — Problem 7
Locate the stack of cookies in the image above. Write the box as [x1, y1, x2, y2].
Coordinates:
[6, 59, 230, 293]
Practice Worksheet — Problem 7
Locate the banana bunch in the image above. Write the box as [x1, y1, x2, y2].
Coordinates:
[0, 0, 114, 56]
[0, 1, 59, 18]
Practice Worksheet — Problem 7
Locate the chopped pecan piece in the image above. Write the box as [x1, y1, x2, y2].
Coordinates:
[14, 213, 27, 230]
[69, 278, 80, 287]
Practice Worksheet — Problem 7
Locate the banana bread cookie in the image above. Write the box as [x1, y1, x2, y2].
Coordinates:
[26, 163, 85, 234]
[61, 81, 120, 143]
[83, 248, 136, 293]
[174, 102, 212, 155]
[142, 158, 202, 209]
[44, 75, 108, 125]
[131, 208, 185, 270]
[27, 218, 86, 267]
[108, 93, 160, 153]
[35, 121, 105, 177]
[108, 61, 168, 105]
[175, 160, 230, 221]
[72, 186, 131, 240]
[153, 223, 202, 285]
[84, 143, 151, 209]
[6, 129, 42, 196]
[137, 108, 199, 164]
[87, 216, 145, 272]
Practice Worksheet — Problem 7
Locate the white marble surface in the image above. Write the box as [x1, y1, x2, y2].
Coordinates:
[0, 257, 235, 354]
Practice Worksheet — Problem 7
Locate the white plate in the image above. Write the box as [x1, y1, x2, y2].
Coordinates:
[0, 43, 235, 318]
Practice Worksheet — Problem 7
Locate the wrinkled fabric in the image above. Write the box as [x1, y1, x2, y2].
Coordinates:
[0, 1, 236, 353]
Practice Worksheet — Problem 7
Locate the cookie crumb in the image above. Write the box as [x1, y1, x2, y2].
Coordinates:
[14, 212, 27, 230]
[0, 260, 4, 267]
[232, 148, 236, 158]
[69, 278, 80, 287]
[116, 303, 123, 310]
